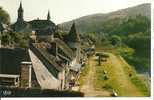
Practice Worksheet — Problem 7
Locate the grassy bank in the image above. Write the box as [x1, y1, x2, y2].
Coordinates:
[131, 76, 150, 96]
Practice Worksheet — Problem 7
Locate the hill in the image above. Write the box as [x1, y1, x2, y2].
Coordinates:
[58, 3, 150, 34]
[59, 3, 150, 74]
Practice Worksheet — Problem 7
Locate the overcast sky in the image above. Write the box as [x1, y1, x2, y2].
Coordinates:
[0, 0, 150, 24]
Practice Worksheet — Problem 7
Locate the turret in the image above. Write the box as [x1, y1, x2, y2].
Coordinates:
[17, 1, 24, 22]
[68, 22, 80, 43]
[47, 10, 51, 21]
[67, 22, 81, 63]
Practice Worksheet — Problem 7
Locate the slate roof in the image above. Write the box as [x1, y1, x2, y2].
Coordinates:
[53, 38, 75, 60]
[31, 43, 63, 72]
[0, 48, 30, 74]
[29, 20, 56, 30]
[11, 21, 31, 33]
[30, 40, 76, 74]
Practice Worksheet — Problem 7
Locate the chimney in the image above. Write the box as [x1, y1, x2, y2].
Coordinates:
[49, 42, 58, 57]
[20, 61, 32, 88]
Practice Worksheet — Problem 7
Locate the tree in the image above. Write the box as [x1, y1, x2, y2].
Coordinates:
[1, 32, 28, 48]
[110, 35, 121, 46]
[1, 34, 11, 45]
[0, 7, 10, 24]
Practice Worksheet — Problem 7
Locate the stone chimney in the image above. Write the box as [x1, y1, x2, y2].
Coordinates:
[20, 61, 32, 88]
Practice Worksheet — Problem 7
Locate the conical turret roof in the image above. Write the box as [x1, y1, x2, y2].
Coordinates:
[67, 22, 80, 42]
[47, 10, 51, 20]
[18, 1, 23, 12]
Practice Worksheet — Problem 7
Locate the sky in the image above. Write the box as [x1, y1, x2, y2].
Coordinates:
[0, 0, 151, 24]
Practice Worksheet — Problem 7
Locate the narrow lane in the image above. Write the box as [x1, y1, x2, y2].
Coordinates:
[80, 56, 111, 97]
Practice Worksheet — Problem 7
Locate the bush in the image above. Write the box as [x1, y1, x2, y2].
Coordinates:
[110, 35, 121, 46]
[104, 75, 109, 80]
[102, 84, 113, 91]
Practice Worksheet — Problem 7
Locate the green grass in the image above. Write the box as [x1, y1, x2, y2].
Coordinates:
[93, 53, 150, 96]
[118, 55, 150, 96]
[94, 64, 124, 95]
[78, 60, 90, 88]
[131, 76, 150, 96]
[94, 64, 114, 92]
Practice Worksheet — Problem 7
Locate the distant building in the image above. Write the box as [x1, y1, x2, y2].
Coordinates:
[11, 2, 57, 38]
[11, 2, 31, 33]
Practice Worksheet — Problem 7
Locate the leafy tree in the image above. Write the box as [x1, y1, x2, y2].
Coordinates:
[101, 15, 150, 72]
[0, 7, 10, 24]
[126, 32, 150, 57]
[110, 35, 121, 46]
[1, 32, 29, 48]
[84, 32, 97, 43]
